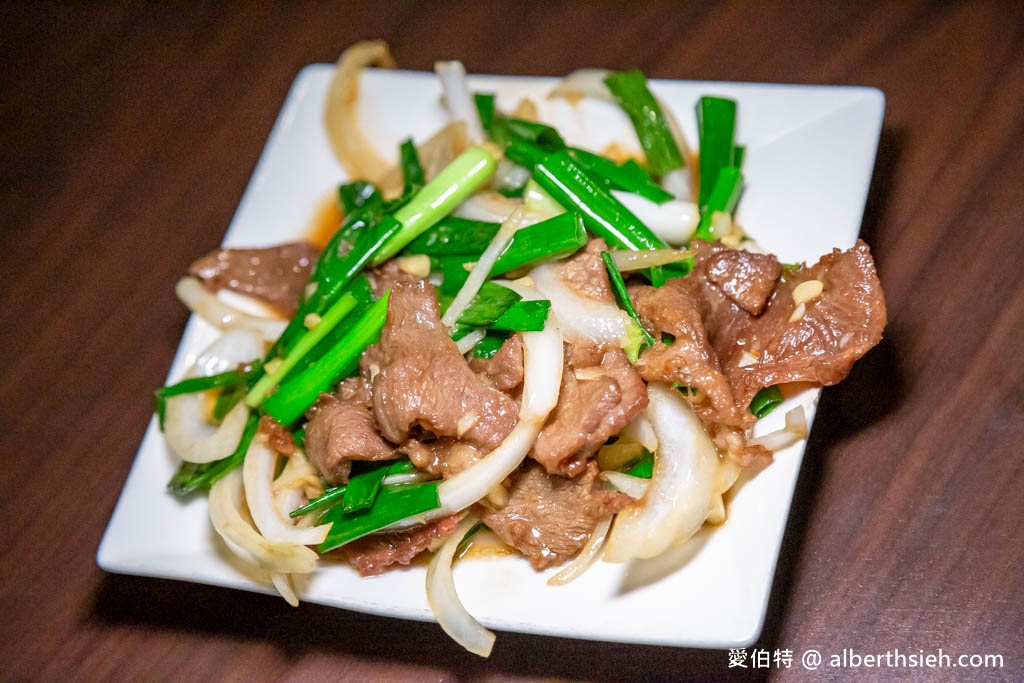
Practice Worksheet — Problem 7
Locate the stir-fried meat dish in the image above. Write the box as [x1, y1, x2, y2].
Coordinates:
[157, 44, 886, 656]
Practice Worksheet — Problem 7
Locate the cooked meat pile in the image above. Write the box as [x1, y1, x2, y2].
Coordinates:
[197, 236, 885, 574]
[633, 239, 885, 465]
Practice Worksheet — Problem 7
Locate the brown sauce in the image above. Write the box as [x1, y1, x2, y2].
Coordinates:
[306, 192, 343, 249]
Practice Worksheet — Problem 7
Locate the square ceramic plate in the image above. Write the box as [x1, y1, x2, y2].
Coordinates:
[98, 65, 884, 649]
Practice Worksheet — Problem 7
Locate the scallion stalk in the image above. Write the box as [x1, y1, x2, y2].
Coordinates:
[402, 217, 501, 256]
[490, 211, 587, 275]
[399, 137, 425, 191]
[569, 148, 673, 204]
[245, 292, 360, 408]
[601, 251, 656, 349]
[604, 69, 685, 178]
[533, 151, 668, 252]
[370, 147, 497, 265]
[262, 292, 391, 426]
[488, 299, 550, 332]
[317, 481, 441, 552]
[696, 96, 738, 208]
[694, 167, 744, 241]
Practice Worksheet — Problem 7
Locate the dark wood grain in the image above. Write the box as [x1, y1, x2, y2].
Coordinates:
[2, 2, 1022, 681]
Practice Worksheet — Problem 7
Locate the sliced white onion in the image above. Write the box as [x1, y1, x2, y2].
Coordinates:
[272, 448, 321, 519]
[453, 191, 522, 223]
[604, 383, 719, 562]
[442, 207, 529, 328]
[747, 406, 808, 452]
[547, 68, 614, 103]
[175, 277, 287, 342]
[324, 40, 397, 181]
[610, 190, 699, 246]
[271, 573, 299, 607]
[547, 516, 612, 586]
[208, 468, 319, 575]
[620, 412, 659, 452]
[426, 513, 494, 657]
[600, 471, 650, 499]
[243, 441, 331, 546]
[435, 60, 485, 144]
[436, 324, 562, 515]
[456, 329, 486, 356]
[610, 248, 695, 271]
[660, 167, 694, 203]
[530, 261, 632, 346]
[164, 330, 263, 464]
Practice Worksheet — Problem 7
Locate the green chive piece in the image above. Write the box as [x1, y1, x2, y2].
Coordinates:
[601, 251, 656, 349]
[532, 151, 668, 252]
[342, 465, 389, 514]
[402, 217, 501, 256]
[317, 481, 441, 552]
[696, 96, 738, 208]
[370, 147, 497, 265]
[289, 484, 346, 518]
[488, 300, 550, 332]
[604, 69, 685, 178]
[694, 167, 744, 241]
[490, 211, 588, 275]
[749, 385, 783, 419]
[263, 293, 391, 426]
[246, 292, 359, 408]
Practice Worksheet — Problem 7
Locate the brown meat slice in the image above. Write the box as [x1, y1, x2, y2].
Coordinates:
[303, 377, 396, 484]
[558, 238, 614, 301]
[481, 462, 630, 570]
[633, 240, 885, 466]
[633, 280, 746, 427]
[532, 345, 648, 476]
[728, 240, 886, 407]
[339, 514, 461, 576]
[703, 244, 782, 315]
[189, 242, 319, 316]
[370, 281, 518, 452]
[368, 259, 424, 298]
[468, 334, 524, 392]
[258, 415, 297, 457]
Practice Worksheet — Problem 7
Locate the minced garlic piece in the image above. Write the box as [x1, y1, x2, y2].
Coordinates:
[788, 302, 807, 323]
[793, 279, 824, 305]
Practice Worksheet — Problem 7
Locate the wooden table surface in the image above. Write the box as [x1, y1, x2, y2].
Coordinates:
[3, 3, 1022, 681]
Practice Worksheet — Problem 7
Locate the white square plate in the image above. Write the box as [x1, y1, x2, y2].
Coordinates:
[98, 65, 884, 649]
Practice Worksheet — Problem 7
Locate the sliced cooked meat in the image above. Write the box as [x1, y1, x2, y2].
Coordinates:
[703, 243, 782, 315]
[370, 281, 519, 451]
[558, 238, 614, 300]
[368, 259, 424, 298]
[633, 240, 885, 465]
[480, 462, 630, 570]
[304, 377, 396, 485]
[728, 240, 886, 407]
[339, 515, 461, 577]
[532, 344, 648, 476]
[258, 415, 297, 456]
[633, 280, 745, 427]
[468, 334, 524, 392]
[189, 242, 319, 316]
